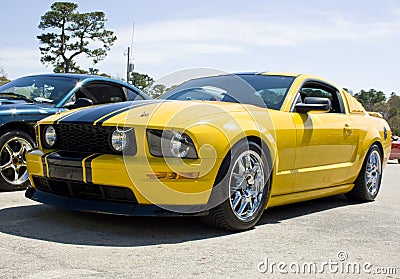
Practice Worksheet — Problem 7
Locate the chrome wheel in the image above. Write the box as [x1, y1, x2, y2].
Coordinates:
[365, 149, 381, 196]
[229, 150, 265, 221]
[0, 137, 33, 185]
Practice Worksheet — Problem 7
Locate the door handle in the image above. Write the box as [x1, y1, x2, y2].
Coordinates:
[344, 124, 352, 134]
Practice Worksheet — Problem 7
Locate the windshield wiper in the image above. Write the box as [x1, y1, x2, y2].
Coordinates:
[0, 92, 33, 103]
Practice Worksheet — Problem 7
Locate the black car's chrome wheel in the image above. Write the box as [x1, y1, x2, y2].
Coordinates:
[0, 131, 34, 190]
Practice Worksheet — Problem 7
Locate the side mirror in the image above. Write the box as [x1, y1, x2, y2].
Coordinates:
[295, 97, 331, 113]
[65, 98, 93, 109]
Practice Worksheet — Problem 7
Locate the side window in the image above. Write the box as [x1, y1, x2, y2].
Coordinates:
[78, 83, 127, 105]
[123, 87, 144, 101]
[298, 82, 344, 113]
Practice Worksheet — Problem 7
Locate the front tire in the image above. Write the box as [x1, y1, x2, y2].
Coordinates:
[345, 144, 382, 202]
[203, 141, 271, 231]
[0, 130, 35, 191]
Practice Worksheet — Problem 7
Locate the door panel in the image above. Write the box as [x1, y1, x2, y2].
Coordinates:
[292, 112, 358, 191]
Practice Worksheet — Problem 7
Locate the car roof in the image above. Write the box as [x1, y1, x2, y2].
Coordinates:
[20, 73, 106, 80]
[11, 73, 151, 100]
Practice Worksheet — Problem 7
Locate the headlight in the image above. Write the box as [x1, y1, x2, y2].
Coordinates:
[147, 129, 198, 159]
[43, 125, 57, 148]
[110, 129, 128, 152]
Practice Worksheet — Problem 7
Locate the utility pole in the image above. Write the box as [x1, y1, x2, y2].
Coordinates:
[126, 46, 130, 83]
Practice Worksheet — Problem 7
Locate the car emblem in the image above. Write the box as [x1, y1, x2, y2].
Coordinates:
[140, 111, 149, 117]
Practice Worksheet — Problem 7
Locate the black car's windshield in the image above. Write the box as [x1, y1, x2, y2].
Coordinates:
[160, 74, 296, 110]
[0, 76, 79, 104]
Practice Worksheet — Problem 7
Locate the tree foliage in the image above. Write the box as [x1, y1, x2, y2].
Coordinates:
[386, 93, 400, 135]
[129, 72, 177, 98]
[353, 89, 386, 111]
[0, 66, 10, 85]
[353, 89, 400, 136]
[37, 2, 117, 73]
[129, 72, 155, 90]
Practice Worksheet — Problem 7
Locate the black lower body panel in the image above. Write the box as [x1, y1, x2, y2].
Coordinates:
[25, 186, 208, 217]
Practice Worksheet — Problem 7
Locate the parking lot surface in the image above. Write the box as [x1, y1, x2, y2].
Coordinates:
[0, 163, 399, 278]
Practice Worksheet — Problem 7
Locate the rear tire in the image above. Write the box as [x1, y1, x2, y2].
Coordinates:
[0, 130, 34, 191]
[202, 141, 271, 231]
[345, 144, 382, 202]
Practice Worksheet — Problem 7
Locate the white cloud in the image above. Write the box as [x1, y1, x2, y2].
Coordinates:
[109, 14, 400, 71]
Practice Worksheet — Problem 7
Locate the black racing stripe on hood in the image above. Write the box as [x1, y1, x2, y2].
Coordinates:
[57, 101, 140, 124]
[94, 102, 154, 126]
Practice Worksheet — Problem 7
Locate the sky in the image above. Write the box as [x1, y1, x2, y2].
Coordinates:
[0, 0, 399, 95]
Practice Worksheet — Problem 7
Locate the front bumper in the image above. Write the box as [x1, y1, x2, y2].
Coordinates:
[25, 186, 208, 216]
[26, 149, 222, 208]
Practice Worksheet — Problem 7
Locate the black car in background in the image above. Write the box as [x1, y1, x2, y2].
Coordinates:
[0, 73, 149, 190]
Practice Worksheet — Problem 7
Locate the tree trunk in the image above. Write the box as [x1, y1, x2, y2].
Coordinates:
[65, 59, 70, 73]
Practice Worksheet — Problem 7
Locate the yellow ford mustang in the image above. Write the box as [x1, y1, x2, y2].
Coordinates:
[25, 72, 391, 231]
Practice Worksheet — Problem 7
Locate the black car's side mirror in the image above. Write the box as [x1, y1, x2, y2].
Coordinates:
[295, 97, 331, 113]
[65, 98, 93, 109]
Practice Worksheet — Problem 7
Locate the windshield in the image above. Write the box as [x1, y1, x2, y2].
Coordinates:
[0, 76, 79, 104]
[160, 74, 295, 110]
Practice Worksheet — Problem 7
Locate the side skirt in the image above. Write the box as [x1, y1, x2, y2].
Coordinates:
[267, 183, 354, 208]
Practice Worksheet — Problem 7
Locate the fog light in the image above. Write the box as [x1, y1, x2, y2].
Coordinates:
[44, 125, 56, 147]
[111, 129, 127, 152]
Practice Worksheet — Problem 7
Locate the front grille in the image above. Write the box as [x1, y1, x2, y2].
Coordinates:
[41, 124, 136, 155]
[32, 176, 137, 204]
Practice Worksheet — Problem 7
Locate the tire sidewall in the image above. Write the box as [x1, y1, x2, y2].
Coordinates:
[0, 130, 35, 190]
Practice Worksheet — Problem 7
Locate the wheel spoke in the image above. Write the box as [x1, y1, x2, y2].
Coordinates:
[232, 172, 242, 179]
[253, 175, 263, 192]
[4, 144, 14, 157]
[231, 192, 241, 210]
[17, 144, 27, 156]
[231, 172, 245, 191]
[247, 198, 254, 212]
[0, 160, 13, 170]
[237, 196, 249, 215]
[251, 163, 259, 174]
[244, 154, 251, 170]
[237, 158, 245, 175]
[14, 168, 19, 182]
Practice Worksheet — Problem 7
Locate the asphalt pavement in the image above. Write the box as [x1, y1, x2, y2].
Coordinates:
[0, 162, 399, 278]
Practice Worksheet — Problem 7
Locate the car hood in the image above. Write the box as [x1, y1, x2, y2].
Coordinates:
[41, 100, 261, 127]
[0, 99, 59, 116]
